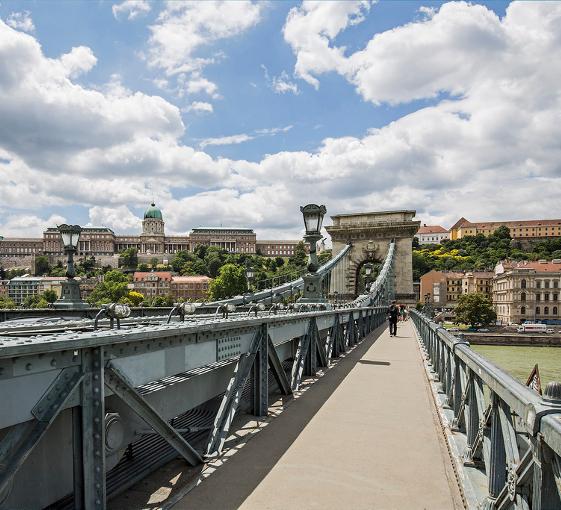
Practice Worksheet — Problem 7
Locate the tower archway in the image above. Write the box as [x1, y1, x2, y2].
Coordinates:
[326, 210, 420, 303]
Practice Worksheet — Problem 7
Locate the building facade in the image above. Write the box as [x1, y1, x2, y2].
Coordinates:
[1, 203, 301, 269]
[415, 225, 450, 245]
[493, 260, 561, 324]
[420, 270, 493, 308]
[132, 271, 173, 299]
[450, 217, 561, 241]
[255, 240, 301, 257]
[132, 272, 211, 301]
[171, 276, 211, 301]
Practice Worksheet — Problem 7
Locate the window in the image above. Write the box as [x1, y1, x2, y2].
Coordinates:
[545, 294, 550, 301]
[521, 306, 526, 315]
[537, 280, 541, 289]
[545, 307, 549, 315]
[536, 307, 541, 315]
[555, 294, 559, 301]
[545, 281, 550, 289]
[521, 292, 526, 302]
[554, 307, 558, 315]
[555, 281, 559, 289]
[537, 294, 541, 302]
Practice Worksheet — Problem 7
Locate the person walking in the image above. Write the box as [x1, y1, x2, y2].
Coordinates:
[387, 300, 399, 337]
[399, 304, 407, 322]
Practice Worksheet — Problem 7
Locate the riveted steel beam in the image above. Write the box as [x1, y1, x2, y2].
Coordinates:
[267, 336, 292, 396]
[0, 366, 82, 499]
[104, 363, 203, 467]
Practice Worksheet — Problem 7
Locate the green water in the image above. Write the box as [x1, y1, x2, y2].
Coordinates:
[471, 345, 561, 386]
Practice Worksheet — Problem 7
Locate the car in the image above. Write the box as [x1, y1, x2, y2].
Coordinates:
[478, 328, 490, 332]
[546, 328, 554, 334]
[448, 327, 460, 332]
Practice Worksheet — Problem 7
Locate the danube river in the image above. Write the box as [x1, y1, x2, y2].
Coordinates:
[472, 345, 561, 386]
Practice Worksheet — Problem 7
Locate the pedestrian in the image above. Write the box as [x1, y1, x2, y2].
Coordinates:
[399, 304, 407, 322]
[387, 300, 399, 337]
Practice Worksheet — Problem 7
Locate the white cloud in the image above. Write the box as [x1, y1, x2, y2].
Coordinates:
[5, 11, 35, 33]
[186, 101, 213, 114]
[0, 213, 66, 238]
[272, 71, 300, 95]
[283, 1, 372, 88]
[145, 1, 263, 102]
[88, 206, 141, 231]
[112, 0, 151, 21]
[200, 134, 254, 148]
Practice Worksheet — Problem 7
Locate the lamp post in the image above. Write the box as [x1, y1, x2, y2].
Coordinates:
[298, 204, 327, 303]
[364, 262, 373, 292]
[54, 224, 88, 309]
[245, 263, 254, 292]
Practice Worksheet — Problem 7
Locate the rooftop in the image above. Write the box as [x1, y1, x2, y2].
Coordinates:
[417, 225, 448, 234]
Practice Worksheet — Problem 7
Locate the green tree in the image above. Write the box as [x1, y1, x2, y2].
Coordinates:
[208, 264, 245, 300]
[171, 251, 192, 272]
[288, 241, 307, 269]
[492, 226, 511, 240]
[454, 293, 497, 327]
[317, 249, 332, 266]
[138, 263, 149, 272]
[119, 248, 138, 269]
[150, 257, 159, 268]
[35, 255, 51, 276]
[0, 296, 16, 309]
[42, 289, 57, 303]
[124, 290, 144, 306]
[87, 270, 130, 305]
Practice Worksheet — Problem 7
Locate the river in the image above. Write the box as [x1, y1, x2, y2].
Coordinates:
[471, 345, 561, 387]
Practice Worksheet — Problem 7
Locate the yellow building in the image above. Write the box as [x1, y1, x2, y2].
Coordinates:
[449, 217, 561, 240]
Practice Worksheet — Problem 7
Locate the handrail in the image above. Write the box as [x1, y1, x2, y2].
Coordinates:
[411, 309, 561, 507]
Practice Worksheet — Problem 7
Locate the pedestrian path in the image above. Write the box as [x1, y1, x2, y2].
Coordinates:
[173, 321, 463, 510]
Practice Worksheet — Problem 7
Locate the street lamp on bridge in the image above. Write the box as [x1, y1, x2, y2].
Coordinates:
[54, 224, 88, 310]
[299, 204, 327, 303]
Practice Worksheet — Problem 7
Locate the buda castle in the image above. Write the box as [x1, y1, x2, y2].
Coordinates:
[0, 203, 300, 268]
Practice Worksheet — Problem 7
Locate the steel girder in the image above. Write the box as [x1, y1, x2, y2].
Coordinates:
[0, 306, 384, 509]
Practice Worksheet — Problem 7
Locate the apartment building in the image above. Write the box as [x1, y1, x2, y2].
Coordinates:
[493, 260, 561, 324]
[420, 270, 493, 307]
[415, 225, 450, 245]
[450, 217, 561, 241]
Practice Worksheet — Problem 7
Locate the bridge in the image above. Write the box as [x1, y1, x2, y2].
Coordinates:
[0, 209, 560, 510]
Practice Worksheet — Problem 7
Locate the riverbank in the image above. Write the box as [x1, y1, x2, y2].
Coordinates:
[463, 332, 561, 346]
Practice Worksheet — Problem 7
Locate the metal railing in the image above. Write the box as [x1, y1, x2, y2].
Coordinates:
[0, 301, 386, 509]
[411, 310, 561, 509]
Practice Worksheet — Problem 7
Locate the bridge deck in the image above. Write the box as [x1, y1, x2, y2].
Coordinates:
[171, 321, 463, 510]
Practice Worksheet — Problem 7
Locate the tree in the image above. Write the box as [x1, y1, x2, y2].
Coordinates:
[124, 290, 144, 306]
[35, 255, 51, 276]
[171, 251, 192, 272]
[119, 248, 138, 269]
[0, 296, 16, 309]
[492, 226, 511, 240]
[150, 257, 159, 268]
[43, 289, 57, 303]
[318, 250, 332, 266]
[288, 241, 307, 269]
[138, 263, 149, 272]
[87, 270, 130, 306]
[454, 293, 497, 327]
[208, 264, 245, 300]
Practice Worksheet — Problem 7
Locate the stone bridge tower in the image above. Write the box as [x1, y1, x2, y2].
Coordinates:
[326, 210, 420, 303]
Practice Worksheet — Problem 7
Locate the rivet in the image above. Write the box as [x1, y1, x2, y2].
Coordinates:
[50, 359, 57, 367]
[26, 363, 32, 371]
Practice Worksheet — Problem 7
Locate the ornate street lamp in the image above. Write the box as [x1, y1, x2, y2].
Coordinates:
[298, 204, 327, 303]
[364, 262, 373, 293]
[54, 224, 88, 309]
[245, 263, 254, 292]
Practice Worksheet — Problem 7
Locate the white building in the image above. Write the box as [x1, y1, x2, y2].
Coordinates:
[415, 225, 450, 245]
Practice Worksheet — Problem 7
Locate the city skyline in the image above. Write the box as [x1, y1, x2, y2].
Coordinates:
[1, 1, 560, 239]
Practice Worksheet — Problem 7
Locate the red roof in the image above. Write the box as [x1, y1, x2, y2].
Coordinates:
[133, 271, 172, 281]
[172, 276, 212, 283]
[418, 225, 448, 234]
[503, 261, 561, 273]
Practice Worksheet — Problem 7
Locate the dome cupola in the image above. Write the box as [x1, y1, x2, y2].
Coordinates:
[144, 202, 163, 220]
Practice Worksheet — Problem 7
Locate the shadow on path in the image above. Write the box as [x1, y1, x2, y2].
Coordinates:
[172, 325, 386, 510]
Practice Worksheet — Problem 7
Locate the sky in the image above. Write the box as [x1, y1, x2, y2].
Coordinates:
[0, 0, 560, 240]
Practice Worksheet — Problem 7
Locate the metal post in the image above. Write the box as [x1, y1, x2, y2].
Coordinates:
[252, 325, 269, 417]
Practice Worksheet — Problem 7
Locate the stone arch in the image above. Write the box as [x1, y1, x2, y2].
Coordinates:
[326, 210, 420, 303]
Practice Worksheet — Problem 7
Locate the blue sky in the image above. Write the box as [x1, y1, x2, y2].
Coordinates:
[0, 1, 559, 239]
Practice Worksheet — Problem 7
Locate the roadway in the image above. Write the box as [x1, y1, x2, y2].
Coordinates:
[169, 321, 464, 510]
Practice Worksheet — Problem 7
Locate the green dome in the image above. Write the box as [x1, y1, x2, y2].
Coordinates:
[144, 203, 163, 220]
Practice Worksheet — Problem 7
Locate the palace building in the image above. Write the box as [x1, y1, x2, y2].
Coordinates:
[0, 203, 300, 267]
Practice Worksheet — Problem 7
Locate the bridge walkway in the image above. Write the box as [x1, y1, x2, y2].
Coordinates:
[170, 321, 464, 510]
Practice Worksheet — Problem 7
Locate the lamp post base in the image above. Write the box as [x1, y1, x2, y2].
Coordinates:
[54, 279, 89, 310]
[298, 273, 327, 304]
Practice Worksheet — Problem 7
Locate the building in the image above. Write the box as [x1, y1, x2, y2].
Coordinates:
[449, 217, 561, 241]
[493, 259, 561, 325]
[189, 227, 256, 254]
[415, 225, 450, 245]
[420, 270, 493, 308]
[132, 271, 173, 299]
[1, 203, 290, 268]
[256, 240, 301, 257]
[171, 276, 211, 301]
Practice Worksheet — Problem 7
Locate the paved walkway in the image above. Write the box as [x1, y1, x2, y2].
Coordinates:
[174, 321, 463, 510]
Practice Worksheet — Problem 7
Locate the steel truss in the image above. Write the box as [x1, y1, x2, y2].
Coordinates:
[411, 310, 561, 509]
[0, 304, 386, 509]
